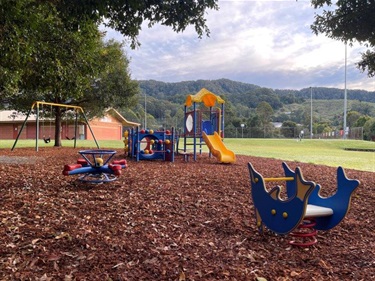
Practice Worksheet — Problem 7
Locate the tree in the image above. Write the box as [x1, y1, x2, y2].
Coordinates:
[75, 40, 139, 118]
[253, 88, 283, 110]
[282, 93, 298, 105]
[0, 0, 56, 96]
[2, 0, 218, 146]
[310, 0, 375, 76]
[247, 114, 263, 138]
[2, 2, 139, 146]
[346, 110, 361, 127]
[363, 118, 375, 140]
[1, 0, 218, 95]
[290, 108, 305, 124]
[54, 0, 219, 48]
[281, 121, 297, 138]
[274, 112, 291, 123]
[256, 101, 274, 128]
[351, 101, 375, 116]
[354, 115, 371, 127]
[174, 108, 185, 131]
[315, 122, 331, 134]
[1, 1, 103, 102]
[2, 1, 107, 146]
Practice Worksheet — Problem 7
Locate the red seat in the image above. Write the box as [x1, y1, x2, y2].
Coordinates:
[113, 159, 127, 166]
[63, 164, 82, 175]
[77, 158, 88, 165]
[109, 164, 122, 175]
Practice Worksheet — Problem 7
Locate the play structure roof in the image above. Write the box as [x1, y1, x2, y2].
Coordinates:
[185, 88, 225, 107]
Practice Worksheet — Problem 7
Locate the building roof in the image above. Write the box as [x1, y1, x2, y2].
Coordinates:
[0, 109, 140, 127]
[0, 110, 36, 122]
[105, 108, 140, 127]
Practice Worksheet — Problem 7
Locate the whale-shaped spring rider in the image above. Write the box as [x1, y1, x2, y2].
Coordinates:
[248, 162, 360, 243]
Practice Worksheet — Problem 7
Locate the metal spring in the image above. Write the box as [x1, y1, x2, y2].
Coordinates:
[289, 218, 318, 247]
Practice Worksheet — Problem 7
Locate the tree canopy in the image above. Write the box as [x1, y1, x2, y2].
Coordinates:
[0, 0, 218, 145]
[77, 40, 139, 118]
[54, 0, 219, 48]
[256, 101, 274, 127]
[1, 0, 219, 98]
[311, 0, 375, 77]
[1, 0, 103, 103]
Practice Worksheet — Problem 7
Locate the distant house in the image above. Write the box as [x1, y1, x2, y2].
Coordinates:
[0, 108, 139, 140]
[272, 122, 283, 128]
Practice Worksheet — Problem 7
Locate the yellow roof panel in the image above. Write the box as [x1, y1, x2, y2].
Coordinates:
[185, 88, 225, 107]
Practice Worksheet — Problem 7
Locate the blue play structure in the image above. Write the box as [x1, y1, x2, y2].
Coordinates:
[126, 127, 175, 162]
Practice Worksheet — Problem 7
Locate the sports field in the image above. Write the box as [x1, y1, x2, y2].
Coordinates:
[3, 138, 374, 172]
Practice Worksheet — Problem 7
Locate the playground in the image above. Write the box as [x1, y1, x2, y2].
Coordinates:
[0, 146, 374, 280]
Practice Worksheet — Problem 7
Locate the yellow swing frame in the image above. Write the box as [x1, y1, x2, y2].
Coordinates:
[11, 101, 100, 151]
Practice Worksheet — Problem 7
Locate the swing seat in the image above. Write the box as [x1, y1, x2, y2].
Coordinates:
[43, 137, 51, 143]
[66, 136, 75, 140]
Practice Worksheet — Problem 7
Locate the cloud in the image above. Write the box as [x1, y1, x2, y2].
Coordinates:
[104, 0, 374, 91]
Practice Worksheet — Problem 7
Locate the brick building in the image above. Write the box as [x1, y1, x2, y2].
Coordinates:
[0, 108, 139, 141]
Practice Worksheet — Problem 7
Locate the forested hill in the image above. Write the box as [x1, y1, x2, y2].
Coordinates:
[138, 78, 375, 103]
[138, 79, 260, 97]
[276, 87, 375, 103]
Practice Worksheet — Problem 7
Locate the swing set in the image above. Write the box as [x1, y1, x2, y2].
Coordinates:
[64, 108, 78, 140]
[11, 101, 100, 151]
[39, 103, 53, 144]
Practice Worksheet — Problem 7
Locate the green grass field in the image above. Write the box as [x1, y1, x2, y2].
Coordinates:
[2, 138, 374, 172]
[224, 138, 375, 172]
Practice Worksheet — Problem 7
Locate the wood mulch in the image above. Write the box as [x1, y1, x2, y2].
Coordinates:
[0, 147, 374, 280]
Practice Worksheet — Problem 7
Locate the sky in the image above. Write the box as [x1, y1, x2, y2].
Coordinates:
[104, 0, 375, 91]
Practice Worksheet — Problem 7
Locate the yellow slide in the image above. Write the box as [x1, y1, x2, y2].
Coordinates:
[202, 131, 236, 163]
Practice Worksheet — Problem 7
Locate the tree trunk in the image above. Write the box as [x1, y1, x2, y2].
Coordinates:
[54, 106, 62, 147]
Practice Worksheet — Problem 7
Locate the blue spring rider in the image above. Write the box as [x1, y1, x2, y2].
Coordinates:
[63, 150, 127, 183]
[248, 162, 360, 246]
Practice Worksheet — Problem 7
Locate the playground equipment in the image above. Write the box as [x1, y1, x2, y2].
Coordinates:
[248, 162, 360, 246]
[40, 103, 53, 143]
[123, 130, 130, 155]
[202, 132, 236, 163]
[63, 149, 127, 183]
[183, 88, 235, 163]
[12, 101, 99, 151]
[126, 127, 175, 162]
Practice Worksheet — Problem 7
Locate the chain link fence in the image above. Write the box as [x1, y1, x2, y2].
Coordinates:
[224, 127, 363, 140]
[313, 127, 363, 140]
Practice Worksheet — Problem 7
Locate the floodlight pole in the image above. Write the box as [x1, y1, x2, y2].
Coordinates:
[343, 42, 348, 139]
[144, 92, 147, 129]
[310, 87, 313, 139]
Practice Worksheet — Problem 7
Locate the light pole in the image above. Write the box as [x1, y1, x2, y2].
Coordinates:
[241, 124, 245, 138]
[144, 92, 147, 129]
[343, 42, 348, 139]
[310, 87, 313, 139]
